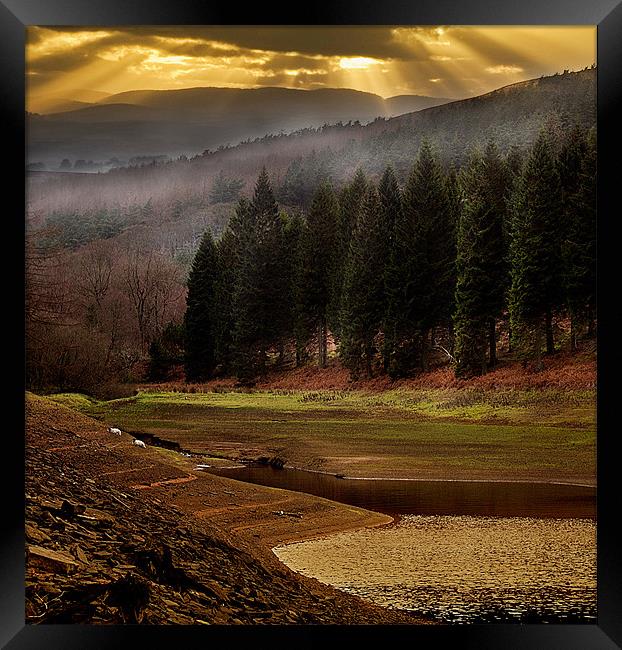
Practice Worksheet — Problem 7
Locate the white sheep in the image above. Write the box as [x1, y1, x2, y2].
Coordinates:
[133, 439, 147, 449]
[108, 427, 122, 436]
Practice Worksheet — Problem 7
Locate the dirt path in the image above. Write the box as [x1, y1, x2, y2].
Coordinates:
[130, 474, 199, 490]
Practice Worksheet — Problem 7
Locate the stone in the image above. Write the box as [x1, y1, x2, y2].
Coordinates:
[74, 545, 89, 564]
[28, 545, 79, 575]
[25, 524, 51, 544]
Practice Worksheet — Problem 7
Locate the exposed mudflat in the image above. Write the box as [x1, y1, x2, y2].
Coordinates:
[85, 387, 596, 486]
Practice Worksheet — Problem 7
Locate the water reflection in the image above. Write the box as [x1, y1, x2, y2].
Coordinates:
[204, 465, 595, 519]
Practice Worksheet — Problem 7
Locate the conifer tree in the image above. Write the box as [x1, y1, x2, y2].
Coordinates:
[443, 163, 461, 354]
[559, 126, 596, 348]
[141, 199, 155, 222]
[299, 182, 339, 367]
[209, 170, 244, 204]
[503, 146, 525, 353]
[212, 229, 237, 372]
[388, 142, 453, 375]
[187, 198, 251, 378]
[231, 203, 262, 382]
[339, 185, 386, 379]
[454, 143, 512, 377]
[480, 141, 512, 365]
[583, 128, 597, 337]
[453, 151, 490, 377]
[505, 145, 524, 180]
[509, 130, 563, 366]
[184, 229, 220, 381]
[281, 210, 305, 364]
[231, 169, 288, 382]
[278, 151, 331, 208]
[279, 158, 306, 207]
[304, 150, 331, 203]
[377, 166, 402, 371]
[328, 169, 367, 339]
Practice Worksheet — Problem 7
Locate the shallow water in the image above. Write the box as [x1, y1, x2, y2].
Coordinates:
[274, 515, 597, 624]
[204, 465, 596, 518]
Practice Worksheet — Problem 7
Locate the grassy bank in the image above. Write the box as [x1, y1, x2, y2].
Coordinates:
[49, 385, 596, 485]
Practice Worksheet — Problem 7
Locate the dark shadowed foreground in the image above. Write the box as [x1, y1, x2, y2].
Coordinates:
[25, 394, 427, 625]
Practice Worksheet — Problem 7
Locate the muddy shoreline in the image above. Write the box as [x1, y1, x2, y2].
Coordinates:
[27, 393, 428, 624]
[134, 426, 596, 489]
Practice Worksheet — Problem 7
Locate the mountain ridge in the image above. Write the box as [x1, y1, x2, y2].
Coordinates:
[27, 85, 455, 166]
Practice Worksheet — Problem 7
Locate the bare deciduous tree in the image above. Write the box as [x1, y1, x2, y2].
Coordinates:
[122, 249, 186, 354]
[76, 242, 113, 317]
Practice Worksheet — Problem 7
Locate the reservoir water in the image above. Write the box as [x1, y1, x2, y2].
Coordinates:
[274, 515, 596, 624]
[204, 465, 595, 519]
[203, 465, 596, 623]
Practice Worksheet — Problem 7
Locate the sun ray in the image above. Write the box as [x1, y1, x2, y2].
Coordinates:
[26, 26, 596, 107]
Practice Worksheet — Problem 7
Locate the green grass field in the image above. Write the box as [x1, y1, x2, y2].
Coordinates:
[47, 387, 596, 484]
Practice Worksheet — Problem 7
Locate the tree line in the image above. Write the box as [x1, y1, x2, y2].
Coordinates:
[184, 124, 595, 383]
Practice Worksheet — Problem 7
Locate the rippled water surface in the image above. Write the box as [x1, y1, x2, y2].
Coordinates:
[274, 515, 596, 624]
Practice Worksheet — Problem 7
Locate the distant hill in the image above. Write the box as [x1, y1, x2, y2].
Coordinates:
[42, 103, 164, 123]
[28, 89, 112, 114]
[42, 100, 93, 114]
[27, 86, 453, 167]
[27, 68, 596, 254]
[385, 94, 453, 115]
[97, 86, 453, 116]
[332, 67, 596, 178]
[184, 68, 596, 184]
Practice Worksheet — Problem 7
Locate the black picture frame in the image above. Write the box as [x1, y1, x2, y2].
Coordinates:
[4, 1, 621, 647]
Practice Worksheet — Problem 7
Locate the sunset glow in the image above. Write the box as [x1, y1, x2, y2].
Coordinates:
[26, 26, 595, 112]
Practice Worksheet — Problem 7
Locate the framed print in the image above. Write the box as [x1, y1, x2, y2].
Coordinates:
[4, 0, 622, 647]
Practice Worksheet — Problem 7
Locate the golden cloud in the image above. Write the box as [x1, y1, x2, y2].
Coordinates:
[26, 26, 595, 109]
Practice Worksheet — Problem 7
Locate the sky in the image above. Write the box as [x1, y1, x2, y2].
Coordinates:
[26, 26, 596, 110]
